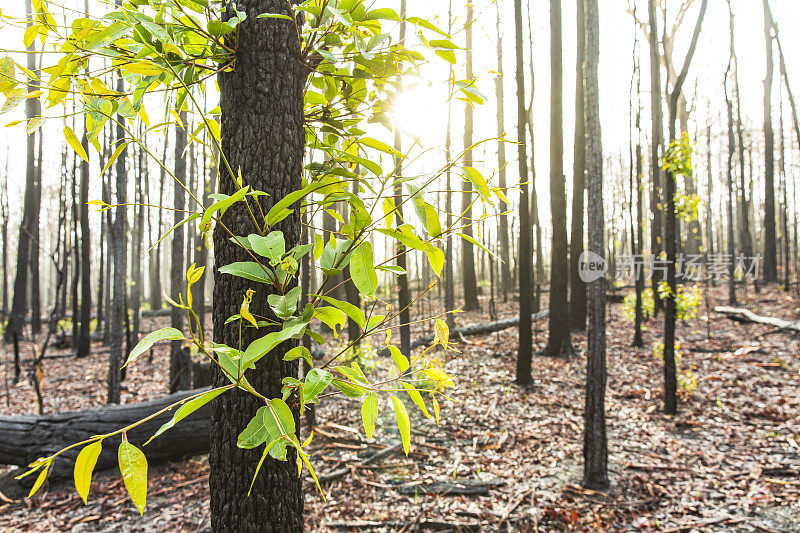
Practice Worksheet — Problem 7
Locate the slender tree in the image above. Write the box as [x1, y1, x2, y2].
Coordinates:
[495, 1, 510, 302]
[443, 1, 455, 329]
[209, 2, 306, 529]
[461, 1, 480, 312]
[662, 0, 708, 415]
[108, 20, 129, 403]
[647, 0, 664, 314]
[75, 0, 92, 356]
[570, 0, 587, 332]
[724, 57, 737, 305]
[515, 0, 534, 385]
[583, 0, 608, 489]
[762, 0, 777, 282]
[0, 151, 8, 319]
[544, 0, 574, 358]
[5, 0, 41, 353]
[394, 0, 411, 357]
[170, 112, 192, 393]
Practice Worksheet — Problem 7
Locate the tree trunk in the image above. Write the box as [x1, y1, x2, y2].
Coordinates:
[76, 87, 92, 357]
[725, 57, 737, 306]
[394, 0, 411, 358]
[514, 0, 534, 385]
[107, 46, 128, 404]
[762, 0, 777, 282]
[582, 0, 608, 490]
[170, 112, 191, 393]
[30, 124, 42, 337]
[210, 1, 305, 529]
[569, 0, 587, 332]
[5, 0, 40, 348]
[662, 0, 708, 416]
[151, 134, 168, 312]
[131, 142, 145, 345]
[461, 2, 480, 312]
[443, 1, 455, 330]
[647, 0, 664, 314]
[495, 2, 510, 303]
[544, 0, 574, 358]
[705, 124, 715, 287]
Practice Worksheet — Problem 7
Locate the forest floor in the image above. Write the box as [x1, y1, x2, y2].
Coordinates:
[1, 283, 799, 532]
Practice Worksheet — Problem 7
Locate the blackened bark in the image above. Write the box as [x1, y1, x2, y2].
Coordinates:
[131, 143, 144, 344]
[762, 0, 777, 282]
[394, 0, 411, 359]
[210, 0, 305, 530]
[170, 112, 191, 393]
[725, 62, 737, 306]
[151, 134, 168, 311]
[662, 0, 708, 416]
[647, 0, 664, 314]
[544, 0, 574, 358]
[582, 0, 608, 490]
[5, 0, 39, 346]
[0, 154, 7, 319]
[108, 36, 128, 403]
[77, 106, 92, 357]
[461, 2, 480, 312]
[514, 0, 533, 385]
[30, 126, 42, 336]
[443, 1, 454, 330]
[570, 0, 587, 332]
[495, 2, 510, 303]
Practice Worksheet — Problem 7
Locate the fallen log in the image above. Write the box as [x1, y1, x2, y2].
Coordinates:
[714, 306, 800, 333]
[378, 310, 549, 357]
[395, 478, 506, 496]
[0, 388, 212, 490]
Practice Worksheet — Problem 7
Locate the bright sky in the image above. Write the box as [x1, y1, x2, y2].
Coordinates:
[1, 0, 799, 249]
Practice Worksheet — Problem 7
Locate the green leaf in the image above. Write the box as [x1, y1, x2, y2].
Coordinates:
[122, 327, 184, 368]
[432, 394, 440, 425]
[242, 320, 307, 369]
[463, 166, 491, 201]
[365, 7, 400, 21]
[357, 136, 400, 156]
[262, 398, 298, 460]
[314, 306, 346, 337]
[218, 261, 275, 284]
[298, 450, 325, 499]
[318, 295, 365, 328]
[27, 460, 51, 498]
[250, 231, 285, 261]
[401, 382, 431, 419]
[199, 186, 249, 232]
[237, 406, 271, 449]
[425, 247, 445, 277]
[1, 87, 27, 115]
[257, 12, 294, 20]
[74, 440, 103, 504]
[361, 392, 378, 439]
[283, 345, 313, 366]
[331, 379, 367, 398]
[389, 345, 409, 373]
[390, 395, 411, 455]
[267, 286, 301, 319]
[302, 368, 333, 405]
[64, 126, 89, 163]
[146, 388, 229, 445]
[349, 241, 378, 296]
[118, 440, 148, 516]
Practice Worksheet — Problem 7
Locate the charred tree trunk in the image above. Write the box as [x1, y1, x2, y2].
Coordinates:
[5, 0, 40, 349]
[514, 0, 534, 385]
[495, 2, 510, 303]
[170, 112, 191, 393]
[582, 0, 608, 490]
[461, 1, 480, 313]
[662, 0, 708, 416]
[544, 0, 574, 358]
[762, 0, 777, 282]
[570, 0, 587, 332]
[76, 89, 92, 357]
[108, 40, 128, 404]
[725, 58, 737, 306]
[647, 0, 664, 314]
[210, 1, 305, 529]
[443, 2, 455, 330]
